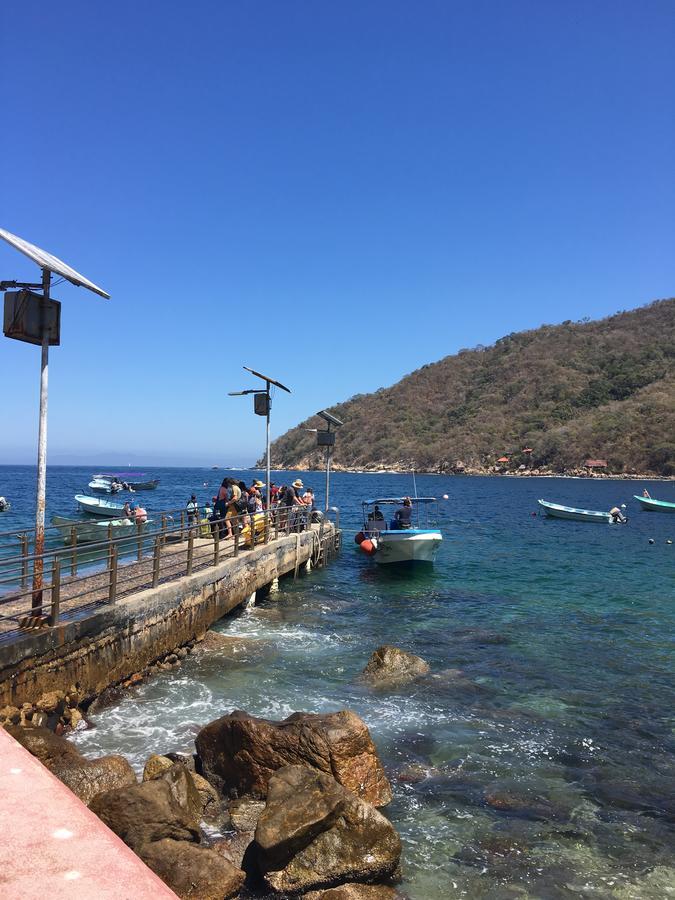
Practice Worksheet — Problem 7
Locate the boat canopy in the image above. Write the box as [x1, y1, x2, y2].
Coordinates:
[364, 497, 437, 505]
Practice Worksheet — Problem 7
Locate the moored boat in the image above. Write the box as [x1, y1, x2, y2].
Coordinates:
[75, 494, 129, 518]
[355, 498, 443, 564]
[538, 499, 626, 524]
[0, 497, 10, 512]
[51, 515, 137, 544]
[633, 495, 675, 513]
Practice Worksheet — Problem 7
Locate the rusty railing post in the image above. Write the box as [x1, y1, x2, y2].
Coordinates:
[70, 526, 78, 576]
[136, 521, 143, 562]
[20, 532, 29, 588]
[264, 509, 270, 544]
[180, 510, 185, 542]
[251, 515, 256, 549]
[152, 536, 161, 587]
[161, 514, 167, 544]
[50, 556, 61, 626]
[213, 527, 220, 566]
[275, 511, 279, 541]
[109, 544, 118, 602]
[234, 527, 240, 558]
[187, 528, 194, 575]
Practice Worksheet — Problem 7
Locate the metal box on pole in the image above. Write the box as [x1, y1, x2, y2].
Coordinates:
[3, 290, 61, 346]
[254, 393, 270, 416]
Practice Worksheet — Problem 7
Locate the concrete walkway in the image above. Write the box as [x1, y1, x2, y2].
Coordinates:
[0, 727, 177, 899]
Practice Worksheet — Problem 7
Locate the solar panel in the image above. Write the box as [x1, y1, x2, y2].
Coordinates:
[243, 366, 291, 393]
[0, 227, 110, 299]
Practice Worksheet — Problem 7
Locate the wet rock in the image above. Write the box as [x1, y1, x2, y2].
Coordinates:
[0, 705, 21, 725]
[361, 645, 430, 688]
[139, 838, 245, 900]
[35, 690, 66, 715]
[304, 885, 400, 899]
[6, 724, 86, 768]
[455, 628, 510, 645]
[55, 754, 137, 806]
[196, 709, 392, 807]
[160, 763, 203, 823]
[229, 798, 266, 832]
[483, 782, 571, 822]
[89, 779, 200, 850]
[213, 831, 255, 869]
[165, 751, 197, 772]
[254, 765, 401, 894]
[396, 763, 443, 784]
[143, 754, 174, 781]
[192, 772, 223, 823]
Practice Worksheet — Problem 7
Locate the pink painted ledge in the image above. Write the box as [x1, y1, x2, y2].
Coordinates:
[0, 726, 178, 899]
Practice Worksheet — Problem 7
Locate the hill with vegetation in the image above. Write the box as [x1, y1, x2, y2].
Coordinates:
[268, 299, 675, 476]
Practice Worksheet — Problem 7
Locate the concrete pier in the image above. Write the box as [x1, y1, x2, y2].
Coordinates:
[0, 523, 337, 708]
[0, 726, 178, 899]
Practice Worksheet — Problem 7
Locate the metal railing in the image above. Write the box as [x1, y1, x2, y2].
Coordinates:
[0, 502, 339, 642]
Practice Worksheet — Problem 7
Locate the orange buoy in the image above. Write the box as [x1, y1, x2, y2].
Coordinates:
[360, 539, 376, 555]
[354, 531, 366, 545]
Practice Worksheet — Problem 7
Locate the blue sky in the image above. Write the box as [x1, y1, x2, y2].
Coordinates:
[1, 1, 674, 465]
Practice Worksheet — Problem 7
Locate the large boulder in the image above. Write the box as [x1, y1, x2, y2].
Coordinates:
[53, 754, 137, 807]
[89, 779, 200, 851]
[6, 725, 136, 805]
[139, 839, 245, 900]
[254, 766, 401, 894]
[361, 646, 430, 688]
[196, 709, 392, 807]
[5, 724, 82, 768]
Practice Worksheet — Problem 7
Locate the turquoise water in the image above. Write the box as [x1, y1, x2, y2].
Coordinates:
[3, 466, 675, 897]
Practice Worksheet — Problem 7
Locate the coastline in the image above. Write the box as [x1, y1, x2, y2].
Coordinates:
[271, 464, 675, 481]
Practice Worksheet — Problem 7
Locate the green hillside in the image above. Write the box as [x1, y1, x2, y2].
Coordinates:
[269, 299, 675, 476]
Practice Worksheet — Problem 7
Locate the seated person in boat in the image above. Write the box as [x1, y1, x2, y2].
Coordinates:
[391, 497, 413, 529]
[643, 489, 651, 498]
[368, 505, 385, 522]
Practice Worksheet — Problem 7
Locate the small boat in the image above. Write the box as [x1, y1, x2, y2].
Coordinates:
[633, 495, 675, 513]
[52, 516, 137, 544]
[127, 478, 159, 491]
[355, 498, 443, 564]
[0, 497, 10, 512]
[538, 499, 626, 524]
[75, 494, 129, 518]
[89, 474, 123, 494]
[97, 472, 159, 491]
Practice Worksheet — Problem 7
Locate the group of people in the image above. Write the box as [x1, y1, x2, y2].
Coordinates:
[186, 477, 318, 539]
[122, 501, 147, 524]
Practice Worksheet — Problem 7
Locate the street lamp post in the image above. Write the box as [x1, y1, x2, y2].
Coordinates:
[1, 228, 109, 614]
[316, 411, 344, 511]
[229, 367, 291, 507]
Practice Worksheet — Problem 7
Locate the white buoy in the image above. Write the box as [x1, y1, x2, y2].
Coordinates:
[443, 494, 449, 500]
[667, 539, 673, 545]
[649, 538, 655, 544]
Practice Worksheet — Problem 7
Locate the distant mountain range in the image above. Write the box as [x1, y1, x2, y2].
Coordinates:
[267, 299, 675, 476]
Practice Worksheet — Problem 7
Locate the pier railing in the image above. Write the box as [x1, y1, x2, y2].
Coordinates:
[0, 504, 341, 643]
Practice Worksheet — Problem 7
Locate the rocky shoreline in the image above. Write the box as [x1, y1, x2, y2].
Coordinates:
[277, 462, 674, 480]
[1, 639, 442, 900]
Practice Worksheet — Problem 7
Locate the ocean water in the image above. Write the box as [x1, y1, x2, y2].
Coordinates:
[2, 466, 675, 898]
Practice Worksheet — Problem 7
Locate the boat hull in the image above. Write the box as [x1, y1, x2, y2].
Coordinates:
[538, 499, 613, 523]
[634, 495, 675, 513]
[373, 529, 443, 564]
[75, 494, 128, 518]
[127, 479, 159, 491]
[52, 516, 136, 544]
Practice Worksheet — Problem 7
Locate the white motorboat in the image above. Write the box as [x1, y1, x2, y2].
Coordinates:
[538, 499, 626, 524]
[52, 516, 137, 544]
[75, 494, 129, 518]
[355, 498, 443, 565]
[89, 475, 122, 494]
